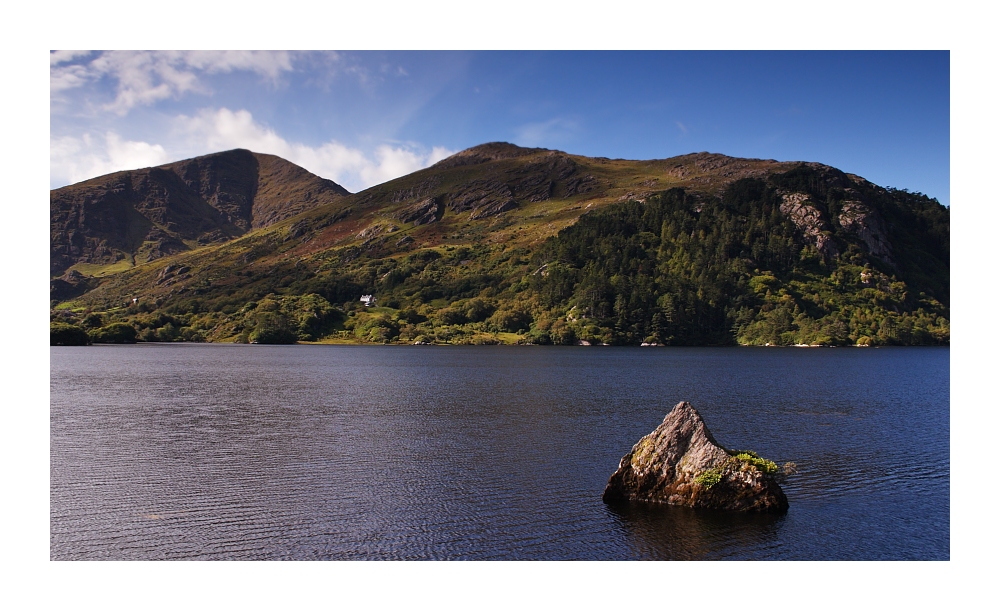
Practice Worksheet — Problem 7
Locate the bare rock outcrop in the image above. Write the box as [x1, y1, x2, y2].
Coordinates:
[838, 201, 894, 265]
[779, 192, 839, 259]
[432, 142, 546, 169]
[602, 401, 789, 513]
[448, 179, 518, 218]
[389, 177, 441, 203]
[393, 197, 440, 225]
[50, 269, 98, 302]
[50, 149, 349, 277]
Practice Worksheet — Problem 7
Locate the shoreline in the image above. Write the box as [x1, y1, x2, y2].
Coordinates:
[53, 341, 948, 348]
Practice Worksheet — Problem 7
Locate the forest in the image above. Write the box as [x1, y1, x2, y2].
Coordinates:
[51, 165, 949, 347]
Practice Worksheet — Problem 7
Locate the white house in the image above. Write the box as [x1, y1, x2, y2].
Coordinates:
[360, 295, 376, 307]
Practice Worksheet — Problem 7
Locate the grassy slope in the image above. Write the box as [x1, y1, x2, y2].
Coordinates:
[51, 145, 948, 346]
[50, 149, 350, 279]
[67, 149, 792, 299]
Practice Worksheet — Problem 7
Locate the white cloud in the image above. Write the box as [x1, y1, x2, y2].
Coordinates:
[50, 51, 298, 115]
[169, 51, 294, 80]
[50, 50, 92, 66]
[50, 132, 171, 186]
[362, 145, 429, 185]
[173, 108, 455, 192]
[51, 107, 457, 192]
[50, 63, 93, 93]
[428, 146, 454, 165]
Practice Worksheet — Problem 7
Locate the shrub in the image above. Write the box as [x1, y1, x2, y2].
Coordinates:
[89, 322, 137, 344]
[81, 313, 104, 329]
[397, 308, 426, 324]
[464, 298, 495, 322]
[548, 319, 576, 345]
[249, 312, 298, 344]
[157, 322, 180, 342]
[528, 329, 552, 345]
[486, 307, 532, 333]
[353, 315, 399, 343]
[51, 322, 90, 346]
[436, 307, 467, 325]
[731, 451, 779, 475]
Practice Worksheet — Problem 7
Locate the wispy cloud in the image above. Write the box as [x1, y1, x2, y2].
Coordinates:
[50, 51, 298, 115]
[50, 50, 93, 66]
[514, 117, 580, 147]
[50, 107, 456, 192]
[50, 62, 93, 93]
[676, 121, 688, 134]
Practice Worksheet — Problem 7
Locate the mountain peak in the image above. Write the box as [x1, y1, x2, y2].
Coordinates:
[434, 142, 553, 169]
[50, 150, 349, 278]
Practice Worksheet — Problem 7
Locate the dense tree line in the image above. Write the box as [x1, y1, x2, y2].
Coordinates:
[52, 166, 948, 347]
[525, 169, 948, 346]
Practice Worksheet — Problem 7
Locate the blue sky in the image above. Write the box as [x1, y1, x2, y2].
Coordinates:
[50, 51, 949, 204]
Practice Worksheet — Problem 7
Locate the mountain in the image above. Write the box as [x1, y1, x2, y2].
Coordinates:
[50, 143, 949, 347]
[50, 149, 349, 280]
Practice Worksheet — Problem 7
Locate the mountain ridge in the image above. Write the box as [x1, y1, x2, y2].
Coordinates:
[50, 148, 349, 279]
[50, 142, 949, 347]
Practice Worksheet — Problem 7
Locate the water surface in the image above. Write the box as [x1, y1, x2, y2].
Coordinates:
[50, 345, 949, 560]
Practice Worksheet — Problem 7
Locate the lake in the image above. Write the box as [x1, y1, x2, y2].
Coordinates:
[50, 344, 949, 560]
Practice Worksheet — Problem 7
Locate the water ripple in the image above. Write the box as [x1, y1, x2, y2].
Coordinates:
[51, 345, 949, 560]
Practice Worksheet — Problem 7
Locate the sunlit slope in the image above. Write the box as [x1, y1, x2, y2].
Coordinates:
[52, 143, 948, 346]
[61, 144, 792, 302]
[50, 148, 350, 280]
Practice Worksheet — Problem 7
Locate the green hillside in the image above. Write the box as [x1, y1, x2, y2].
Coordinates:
[50, 143, 949, 347]
[50, 149, 349, 282]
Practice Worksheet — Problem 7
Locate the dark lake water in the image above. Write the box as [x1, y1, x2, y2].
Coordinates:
[50, 345, 949, 560]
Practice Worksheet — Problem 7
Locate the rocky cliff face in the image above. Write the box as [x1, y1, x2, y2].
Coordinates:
[49, 269, 98, 302]
[603, 401, 789, 513]
[50, 149, 349, 277]
[392, 197, 440, 225]
[780, 192, 839, 259]
[777, 190, 897, 267]
[838, 200, 894, 265]
[436, 150, 599, 219]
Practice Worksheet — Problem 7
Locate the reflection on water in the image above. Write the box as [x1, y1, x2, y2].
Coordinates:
[606, 501, 786, 560]
[51, 345, 949, 560]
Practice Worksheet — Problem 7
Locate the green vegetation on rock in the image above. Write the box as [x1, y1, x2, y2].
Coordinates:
[694, 468, 723, 488]
[730, 451, 779, 475]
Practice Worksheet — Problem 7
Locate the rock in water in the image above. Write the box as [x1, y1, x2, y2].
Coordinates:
[602, 401, 789, 513]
